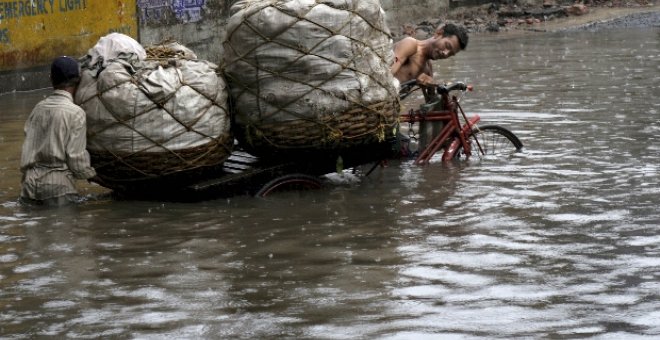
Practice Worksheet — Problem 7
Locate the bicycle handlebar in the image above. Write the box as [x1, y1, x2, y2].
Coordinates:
[399, 79, 468, 94]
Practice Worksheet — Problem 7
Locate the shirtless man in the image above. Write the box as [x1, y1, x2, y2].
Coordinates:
[391, 24, 469, 157]
[391, 23, 469, 86]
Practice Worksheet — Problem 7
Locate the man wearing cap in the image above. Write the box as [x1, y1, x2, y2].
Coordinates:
[19, 56, 97, 206]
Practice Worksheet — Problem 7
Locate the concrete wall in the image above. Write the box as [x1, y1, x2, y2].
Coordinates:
[0, 0, 457, 93]
[137, 0, 231, 68]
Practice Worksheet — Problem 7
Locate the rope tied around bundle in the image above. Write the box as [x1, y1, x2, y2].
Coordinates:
[76, 37, 233, 188]
[223, 0, 400, 154]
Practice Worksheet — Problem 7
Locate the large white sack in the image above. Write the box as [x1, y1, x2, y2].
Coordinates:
[75, 34, 232, 184]
[223, 0, 399, 152]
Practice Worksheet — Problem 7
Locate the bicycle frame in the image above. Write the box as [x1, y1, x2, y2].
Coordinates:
[400, 89, 482, 164]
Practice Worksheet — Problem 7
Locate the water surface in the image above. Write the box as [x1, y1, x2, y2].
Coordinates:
[1, 27, 659, 338]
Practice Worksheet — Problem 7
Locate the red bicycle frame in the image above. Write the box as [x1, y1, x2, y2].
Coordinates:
[400, 93, 481, 164]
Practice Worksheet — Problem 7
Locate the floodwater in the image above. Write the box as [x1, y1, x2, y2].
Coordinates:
[1, 26, 659, 338]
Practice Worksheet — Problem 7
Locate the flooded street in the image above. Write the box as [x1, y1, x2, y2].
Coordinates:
[1, 26, 660, 338]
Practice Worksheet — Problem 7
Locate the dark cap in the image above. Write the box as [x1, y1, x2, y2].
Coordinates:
[50, 56, 80, 85]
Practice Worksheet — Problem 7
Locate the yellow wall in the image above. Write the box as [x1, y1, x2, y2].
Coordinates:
[0, 0, 137, 72]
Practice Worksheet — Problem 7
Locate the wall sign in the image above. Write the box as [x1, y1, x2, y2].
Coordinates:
[0, 1, 137, 71]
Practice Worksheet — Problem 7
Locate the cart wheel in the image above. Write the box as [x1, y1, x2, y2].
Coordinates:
[255, 174, 323, 197]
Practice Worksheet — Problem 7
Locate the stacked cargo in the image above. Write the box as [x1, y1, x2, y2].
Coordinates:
[75, 33, 232, 191]
[223, 0, 400, 158]
[76, 0, 399, 194]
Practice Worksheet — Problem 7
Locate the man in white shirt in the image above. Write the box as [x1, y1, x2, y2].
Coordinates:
[20, 56, 97, 206]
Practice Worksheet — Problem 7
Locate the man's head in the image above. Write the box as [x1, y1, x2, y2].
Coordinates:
[437, 23, 469, 50]
[428, 23, 469, 60]
[50, 56, 80, 89]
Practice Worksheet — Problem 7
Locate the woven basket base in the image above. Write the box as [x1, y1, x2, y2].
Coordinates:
[90, 135, 233, 191]
[238, 100, 399, 157]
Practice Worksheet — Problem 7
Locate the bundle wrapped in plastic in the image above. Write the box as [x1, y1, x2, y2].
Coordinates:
[76, 33, 232, 190]
[223, 0, 400, 157]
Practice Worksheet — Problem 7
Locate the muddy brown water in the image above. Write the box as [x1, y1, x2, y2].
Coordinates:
[0, 26, 659, 338]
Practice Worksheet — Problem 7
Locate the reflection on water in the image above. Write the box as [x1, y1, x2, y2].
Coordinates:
[1, 27, 660, 338]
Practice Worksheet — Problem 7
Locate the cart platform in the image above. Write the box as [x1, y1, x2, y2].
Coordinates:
[110, 140, 396, 201]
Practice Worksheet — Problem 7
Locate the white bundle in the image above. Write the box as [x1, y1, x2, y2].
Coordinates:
[223, 0, 399, 151]
[86, 32, 147, 68]
[75, 33, 232, 183]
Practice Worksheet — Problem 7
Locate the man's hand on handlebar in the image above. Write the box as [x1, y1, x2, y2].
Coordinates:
[416, 74, 438, 87]
[398, 77, 470, 102]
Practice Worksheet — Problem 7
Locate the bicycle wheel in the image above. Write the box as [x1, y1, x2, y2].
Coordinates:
[453, 125, 523, 160]
[255, 173, 323, 197]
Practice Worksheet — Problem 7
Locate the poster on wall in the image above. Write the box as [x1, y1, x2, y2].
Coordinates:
[138, 0, 206, 25]
[0, 1, 138, 72]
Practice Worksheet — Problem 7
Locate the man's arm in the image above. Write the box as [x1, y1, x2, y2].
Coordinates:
[390, 37, 418, 77]
[391, 37, 437, 86]
[66, 109, 96, 180]
[418, 61, 435, 86]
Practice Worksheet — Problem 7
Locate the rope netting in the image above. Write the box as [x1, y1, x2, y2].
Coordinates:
[76, 39, 233, 187]
[223, 0, 400, 153]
